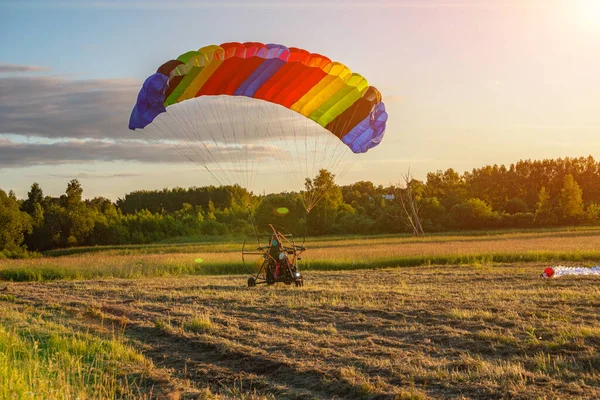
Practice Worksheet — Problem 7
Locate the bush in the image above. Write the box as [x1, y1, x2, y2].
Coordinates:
[335, 205, 376, 234]
[586, 203, 600, 224]
[450, 198, 495, 229]
[497, 212, 535, 228]
[505, 198, 529, 214]
[200, 220, 229, 236]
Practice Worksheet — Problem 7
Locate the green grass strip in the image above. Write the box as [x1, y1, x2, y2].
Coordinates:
[3, 251, 600, 282]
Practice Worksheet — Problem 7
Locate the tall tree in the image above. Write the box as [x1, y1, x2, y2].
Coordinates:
[558, 174, 585, 223]
[305, 169, 343, 235]
[0, 189, 32, 255]
[22, 183, 45, 229]
[61, 179, 94, 246]
[22, 183, 44, 214]
[65, 179, 83, 206]
[534, 187, 556, 226]
[425, 168, 468, 209]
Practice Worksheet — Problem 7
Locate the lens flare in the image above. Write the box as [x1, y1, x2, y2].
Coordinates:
[276, 207, 290, 215]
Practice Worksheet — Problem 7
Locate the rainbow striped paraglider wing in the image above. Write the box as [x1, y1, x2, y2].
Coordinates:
[128, 42, 389, 210]
[129, 42, 387, 154]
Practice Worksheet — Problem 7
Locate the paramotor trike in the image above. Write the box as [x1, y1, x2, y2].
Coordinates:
[242, 224, 305, 287]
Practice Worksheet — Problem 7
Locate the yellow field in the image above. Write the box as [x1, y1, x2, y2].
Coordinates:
[2, 229, 600, 398]
[2, 265, 599, 399]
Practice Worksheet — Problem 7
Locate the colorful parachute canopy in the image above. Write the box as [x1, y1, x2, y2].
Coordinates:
[129, 42, 387, 154]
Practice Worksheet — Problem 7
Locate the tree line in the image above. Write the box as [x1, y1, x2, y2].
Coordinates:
[2, 156, 600, 257]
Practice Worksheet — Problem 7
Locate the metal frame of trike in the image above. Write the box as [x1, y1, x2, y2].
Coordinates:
[242, 224, 305, 287]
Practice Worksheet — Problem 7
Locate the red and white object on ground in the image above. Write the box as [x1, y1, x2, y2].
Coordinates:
[541, 266, 600, 278]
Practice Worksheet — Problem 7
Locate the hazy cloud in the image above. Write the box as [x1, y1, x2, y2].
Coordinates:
[0, 74, 328, 142]
[0, 73, 350, 169]
[0, 137, 280, 168]
[46, 172, 143, 179]
[0, 75, 140, 140]
[0, 138, 178, 167]
[0, 63, 51, 73]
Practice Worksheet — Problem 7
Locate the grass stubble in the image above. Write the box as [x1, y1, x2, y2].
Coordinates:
[2, 264, 599, 399]
[1, 228, 599, 398]
[0, 303, 158, 399]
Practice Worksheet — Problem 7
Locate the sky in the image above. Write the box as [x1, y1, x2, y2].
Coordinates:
[1, 0, 599, 200]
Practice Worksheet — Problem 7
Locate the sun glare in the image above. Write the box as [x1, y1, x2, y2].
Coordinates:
[577, 0, 600, 32]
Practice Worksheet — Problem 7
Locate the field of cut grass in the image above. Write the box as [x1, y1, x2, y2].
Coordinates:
[0, 301, 158, 399]
[2, 228, 600, 397]
[2, 264, 599, 399]
[2, 228, 600, 281]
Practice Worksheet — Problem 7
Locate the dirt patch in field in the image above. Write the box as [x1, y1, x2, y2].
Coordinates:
[5, 264, 600, 399]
